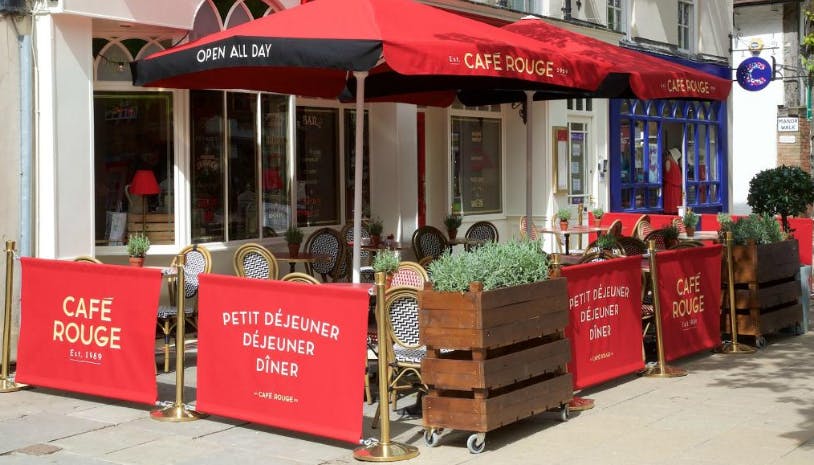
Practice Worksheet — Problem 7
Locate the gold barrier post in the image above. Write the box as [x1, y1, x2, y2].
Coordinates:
[644, 240, 688, 378]
[0, 241, 24, 392]
[354, 272, 418, 461]
[716, 231, 756, 354]
[151, 253, 206, 421]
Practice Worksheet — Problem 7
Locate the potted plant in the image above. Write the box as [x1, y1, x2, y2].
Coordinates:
[126, 233, 150, 267]
[682, 209, 700, 237]
[284, 225, 304, 258]
[747, 165, 814, 234]
[372, 249, 400, 287]
[593, 233, 619, 252]
[662, 224, 680, 248]
[367, 217, 384, 247]
[591, 208, 604, 227]
[420, 240, 572, 435]
[718, 213, 798, 346]
[555, 208, 571, 231]
[443, 213, 463, 240]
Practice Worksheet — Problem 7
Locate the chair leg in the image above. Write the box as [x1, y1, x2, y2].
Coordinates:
[364, 368, 373, 405]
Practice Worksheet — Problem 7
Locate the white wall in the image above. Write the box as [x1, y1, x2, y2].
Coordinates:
[731, 5, 784, 214]
[61, 0, 201, 28]
[369, 103, 419, 245]
[34, 14, 95, 258]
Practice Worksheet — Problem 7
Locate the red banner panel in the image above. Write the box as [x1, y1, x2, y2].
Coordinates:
[196, 275, 369, 444]
[562, 256, 644, 390]
[15, 258, 161, 405]
[654, 245, 722, 361]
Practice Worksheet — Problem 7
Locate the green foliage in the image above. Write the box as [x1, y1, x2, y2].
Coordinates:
[591, 208, 604, 219]
[284, 225, 304, 244]
[556, 208, 571, 221]
[682, 210, 700, 228]
[663, 224, 679, 241]
[729, 214, 785, 245]
[428, 240, 550, 292]
[367, 217, 384, 236]
[594, 233, 618, 250]
[443, 213, 463, 230]
[126, 233, 150, 257]
[372, 249, 400, 274]
[747, 165, 814, 232]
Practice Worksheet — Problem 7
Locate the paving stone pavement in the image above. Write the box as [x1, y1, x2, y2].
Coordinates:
[1, 330, 813, 464]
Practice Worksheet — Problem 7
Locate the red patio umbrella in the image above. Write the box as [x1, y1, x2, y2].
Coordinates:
[131, 0, 612, 282]
[458, 16, 732, 234]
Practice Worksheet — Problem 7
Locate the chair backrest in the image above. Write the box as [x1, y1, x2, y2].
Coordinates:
[616, 236, 648, 256]
[385, 286, 422, 350]
[519, 216, 539, 241]
[391, 261, 429, 289]
[281, 272, 321, 284]
[632, 214, 652, 241]
[578, 250, 617, 263]
[73, 256, 102, 264]
[643, 228, 674, 251]
[464, 221, 499, 251]
[606, 219, 623, 238]
[233, 243, 279, 280]
[671, 217, 687, 234]
[171, 244, 212, 299]
[411, 226, 448, 261]
[339, 222, 372, 266]
[304, 227, 347, 281]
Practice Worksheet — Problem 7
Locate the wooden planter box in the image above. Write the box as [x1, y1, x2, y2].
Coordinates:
[418, 278, 572, 434]
[721, 239, 803, 344]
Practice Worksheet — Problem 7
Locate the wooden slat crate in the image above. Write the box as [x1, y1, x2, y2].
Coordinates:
[127, 213, 174, 244]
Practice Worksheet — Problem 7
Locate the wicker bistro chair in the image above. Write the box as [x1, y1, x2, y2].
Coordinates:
[632, 214, 652, 241]
[616, 236, 648, 256]
[157, 244, 212, 373]
[339, 223, 374, 282]
[304, 227, 348, 282]
[73, 256, 103, 264]
[606, 219, 624, 238]
[519, 215, 540, 241]
[411, 226, 448, 262]
[464, 221, 499, 252]
[233, 243, 279, 280]
[391, 261, 430, 289]
[643, 228, 677, 251]
[280, 271, 321, 283]
[369, 286, 427, 427]
[577, 250, 617, 264]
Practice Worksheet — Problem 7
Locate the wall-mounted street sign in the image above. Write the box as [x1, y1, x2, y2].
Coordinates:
[736, 56, 772, 92]
[777, 117, 799, 132]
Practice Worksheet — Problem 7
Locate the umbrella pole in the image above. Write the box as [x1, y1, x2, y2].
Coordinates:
[351, 71, 367, 284]
[524, 91, 533, 238]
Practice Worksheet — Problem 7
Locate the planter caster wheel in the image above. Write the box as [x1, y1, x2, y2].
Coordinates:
[466, 433, 486, 454]
[755, 336, 767, 349]
[423, 428, 442, 447]
[559, 404, 570, 422]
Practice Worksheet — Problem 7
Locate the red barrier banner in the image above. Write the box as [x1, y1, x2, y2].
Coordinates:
[15, 258, 161, 405]
[654, 245, 723, 361]
[562, 256, 644, 390]
[196, 275, 369, 444]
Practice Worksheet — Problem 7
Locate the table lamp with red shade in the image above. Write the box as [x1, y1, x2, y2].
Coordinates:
[128, 169, 160, 234]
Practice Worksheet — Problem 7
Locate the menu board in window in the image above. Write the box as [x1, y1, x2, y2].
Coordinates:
[296, 107, 339, 226]
[451, 116, 502, 215]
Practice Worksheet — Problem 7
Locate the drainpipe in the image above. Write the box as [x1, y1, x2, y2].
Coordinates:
[19, 28, 32, 258]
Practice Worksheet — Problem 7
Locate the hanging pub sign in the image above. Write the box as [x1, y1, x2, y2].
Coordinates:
[736, 56, 772, 92]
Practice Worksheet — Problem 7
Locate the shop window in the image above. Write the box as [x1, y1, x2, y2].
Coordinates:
[610, 98, 724, 214]
[296, 107, 340, 226]
[451, 114, 502, 215]
[93, 92, 174, 245]
[567, 122, 589, 205]
[190, 91, 291, 243]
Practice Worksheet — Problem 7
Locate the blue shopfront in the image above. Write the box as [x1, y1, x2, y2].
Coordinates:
[608, 57, 730, 215]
